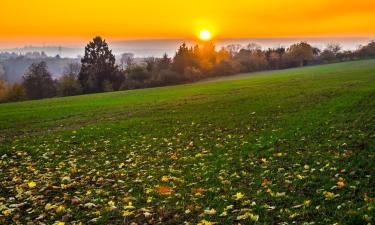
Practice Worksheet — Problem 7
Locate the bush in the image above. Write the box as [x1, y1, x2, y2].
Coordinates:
[151, 69, 184, 86]
[56, 74, 82, 97]
[0, 80, 7, 98]
[184, 66, 202, 82]
[213, 60, 241, 76]
[0, 82, 26, 103]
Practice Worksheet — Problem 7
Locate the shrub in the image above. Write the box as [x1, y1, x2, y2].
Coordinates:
[0, 83, 27, 103]
[56, 74, 82, 97]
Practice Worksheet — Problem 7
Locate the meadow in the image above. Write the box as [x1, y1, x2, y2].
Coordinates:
[0, 59, 374, 224]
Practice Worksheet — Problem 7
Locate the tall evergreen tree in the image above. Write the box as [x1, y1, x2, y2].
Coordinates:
[172, 43, 193, 74]
[79, 36, 119, 93]
[157, 53, 172, 70]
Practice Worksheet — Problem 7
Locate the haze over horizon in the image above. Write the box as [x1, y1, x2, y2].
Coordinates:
[1, 37, 373, 58]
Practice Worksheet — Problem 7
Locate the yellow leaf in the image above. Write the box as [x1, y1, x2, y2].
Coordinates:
[324, 191, 335, 199]
[197, 219, 215, 225]
[123, 202, 135, 210]
[28, 181, 36, 189]
[54, 222, 65, 225]
[161, 176, 170, 182]
[122, 210, 133, 217]
[234, 192, 244, 200]
[2, 209, 12, 216]
[204, 208, 216, 215]
[56, 205, 66, 213]
[304, 199, 311, 207]
[108, 200, 115, 207]
[237, 212, 259, 221]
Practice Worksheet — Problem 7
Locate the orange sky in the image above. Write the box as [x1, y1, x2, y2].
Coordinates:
[1, 0, 375, 45]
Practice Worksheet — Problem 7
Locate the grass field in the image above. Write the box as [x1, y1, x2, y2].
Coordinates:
[1, 60, 375, 224]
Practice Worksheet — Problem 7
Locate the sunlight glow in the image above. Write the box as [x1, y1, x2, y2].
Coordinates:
[199, 30, 211, 41]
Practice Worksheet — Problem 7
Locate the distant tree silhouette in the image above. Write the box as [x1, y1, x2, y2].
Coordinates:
[120, 53, 134, 69]
[225, 44, 242, 56]
[235, 48, 268, 72]
[286, 42, 314, 67]
[196, 42, 217, 74]
[266, 47, 285, 69]
[79, 36, 120, 93]
[22, 61, 55, 99]
[172, 43, 193, 74]
[326, 43, 342, 55]
[358, 41, 375, 58]
[144, 57, 157, 72]
[0, 64, 6, 81]
[157, 53, 172, 70]
[63, 62, 81, 77]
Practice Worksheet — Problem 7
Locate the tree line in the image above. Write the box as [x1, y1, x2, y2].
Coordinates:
[1, 36, 375, 103]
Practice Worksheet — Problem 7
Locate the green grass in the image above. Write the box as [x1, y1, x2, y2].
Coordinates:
[1, 60, 375, 224]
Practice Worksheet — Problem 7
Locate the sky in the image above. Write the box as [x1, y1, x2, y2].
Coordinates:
[1, 0, 375, 47]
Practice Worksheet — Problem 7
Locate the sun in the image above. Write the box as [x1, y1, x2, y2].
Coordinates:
[199, 30, 211, 41]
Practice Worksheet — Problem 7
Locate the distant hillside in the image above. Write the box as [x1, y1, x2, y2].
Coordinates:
[0, 56, 79, 82]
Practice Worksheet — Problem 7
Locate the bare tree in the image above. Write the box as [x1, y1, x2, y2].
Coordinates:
[326, 43, 342, 55]
[63, 62, 81, 76]
[120, 53, 134, 69]
[225, 44, 242, 56]
[144, 57, 156, 72]
[245, 43, 261, 52]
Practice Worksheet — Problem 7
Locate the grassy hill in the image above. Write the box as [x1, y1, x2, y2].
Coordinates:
[0, 60, 374, 224]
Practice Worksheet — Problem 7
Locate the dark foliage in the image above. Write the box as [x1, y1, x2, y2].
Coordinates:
[22, 61, 56, 100]
[79, 36, 121, 93]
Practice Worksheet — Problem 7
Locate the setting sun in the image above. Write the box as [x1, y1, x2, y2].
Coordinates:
[199, 30, 211, 41]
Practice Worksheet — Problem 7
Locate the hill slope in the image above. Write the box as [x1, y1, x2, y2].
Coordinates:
[1, 60, 375, 224]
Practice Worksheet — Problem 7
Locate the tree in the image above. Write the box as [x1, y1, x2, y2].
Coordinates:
[358, 41, 375, 58]
[22, 61, 56, 99]
[157, 53, 172, 70]
[286, 42, 314, 67]
[196, 42, 217, 74]
[245, 43, 261, 51]
[79, 36, 120, 93]
[234, 49, 268, 72]
[225, 44, 242, 56]
[319, 43, 341, 62]
[0, 64, 6, 81]
[266, 48, 285, 69]
[120, 53, 134, 69]
[57, 62, 82, 96]
[126, 65, 151, 83]
[57, 74, 82, 96]
[326, 43, 342, 56]
[144, 57, 157, 72]
[172, 43, 194, 74]
[63, 62, 81, 76]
